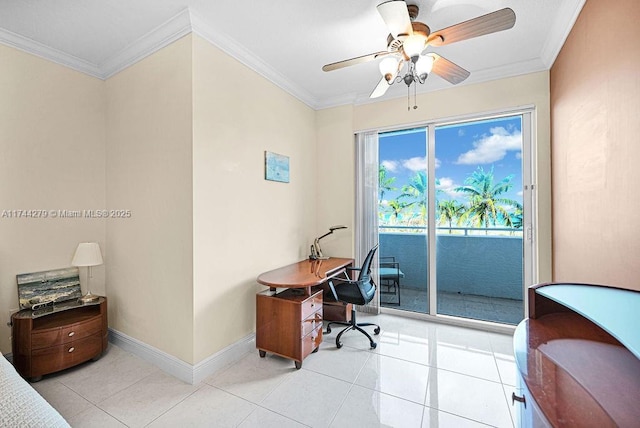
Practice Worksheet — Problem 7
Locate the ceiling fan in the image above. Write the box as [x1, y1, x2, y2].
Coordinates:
[322, 1, 516, 108]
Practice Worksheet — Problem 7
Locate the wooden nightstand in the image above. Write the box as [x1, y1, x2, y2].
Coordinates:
[11, 297, 108, 381]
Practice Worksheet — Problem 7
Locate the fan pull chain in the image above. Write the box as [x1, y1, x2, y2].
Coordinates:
[413, 81, 418, 110]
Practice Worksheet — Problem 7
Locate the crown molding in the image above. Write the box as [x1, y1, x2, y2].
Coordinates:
[188, 9, 320, 109]
[100, 8, 193, 79]
[0, 26, 102, 78]
[0, 3, 583, 110]
[0, 7, 321, 109]
[540, 0, 586, 68]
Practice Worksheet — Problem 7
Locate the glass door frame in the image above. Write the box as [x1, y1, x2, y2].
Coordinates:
[376, 107, 537, 328]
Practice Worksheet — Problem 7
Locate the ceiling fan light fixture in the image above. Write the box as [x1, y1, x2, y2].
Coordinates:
[415, 54, 434, 76]
[402, 34, 426, 59]
[379, 57, 399, 82]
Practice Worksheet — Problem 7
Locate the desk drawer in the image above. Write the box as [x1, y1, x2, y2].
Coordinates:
[300, 292, 322, 321]
[301, 312, 322, 338]
[32, 316, 103, 349]
[301, 324, 323, 359]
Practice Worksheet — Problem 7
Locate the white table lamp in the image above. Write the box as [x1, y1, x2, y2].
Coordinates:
[71, 242, 103, 303]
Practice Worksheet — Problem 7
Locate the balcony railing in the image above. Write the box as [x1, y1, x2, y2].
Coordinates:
[378, 227, 523, 301]
[379, 225, 523, 237]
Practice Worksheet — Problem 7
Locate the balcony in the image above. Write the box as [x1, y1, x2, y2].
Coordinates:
[378, 227, 524, 325]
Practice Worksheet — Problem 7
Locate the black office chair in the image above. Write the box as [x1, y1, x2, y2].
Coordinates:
[325, 245, 381, 349]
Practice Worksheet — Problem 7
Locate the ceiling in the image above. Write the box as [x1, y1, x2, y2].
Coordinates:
[0, 0, 585, 110]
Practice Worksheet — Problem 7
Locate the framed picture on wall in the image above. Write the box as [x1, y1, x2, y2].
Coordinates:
[265, 151, 290, 183]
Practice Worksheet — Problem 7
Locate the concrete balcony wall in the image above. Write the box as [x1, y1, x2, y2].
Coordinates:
[379, 232, 523, 300]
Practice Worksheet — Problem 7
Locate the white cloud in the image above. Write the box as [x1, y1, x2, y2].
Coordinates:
[436, 176, 463, 199]
[403, 156, 427, 171]
[455, 127, 522, 165]
[381, 160, 400, 172]
[457, 128, 465, 137]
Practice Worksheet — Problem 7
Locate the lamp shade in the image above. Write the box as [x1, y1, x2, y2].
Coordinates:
[379, 57, 399, 81]
[402, 34, 426, 59]
[416, 54, 434, 76]
[71, 243, 103, 267]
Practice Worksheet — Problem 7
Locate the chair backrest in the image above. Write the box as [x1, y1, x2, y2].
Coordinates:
[357, 244, 379, 281]
[355, 244, 378, 304]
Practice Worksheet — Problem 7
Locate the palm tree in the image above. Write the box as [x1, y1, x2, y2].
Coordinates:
[386, 199, 408, 224]
[378, 165, 396, 201]
[400, 171, 427, 225]
[437, 200, 465, 233]
[455, 166, 522, 232]
[510, 207, 524, 230]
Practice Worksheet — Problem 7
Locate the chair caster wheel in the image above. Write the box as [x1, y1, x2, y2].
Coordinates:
[294, 361, 302, 370]
[336, 341, 343, 349]
[374, 327, 381, 335]
[326, 327, 332, 334]
[312, 346, 319, 353]
[259, 350, 266, 358]
[370, 342, 377, 349]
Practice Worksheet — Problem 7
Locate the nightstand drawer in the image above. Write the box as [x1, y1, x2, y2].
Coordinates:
[301, 312, 322, 338]
[32, 316, 103, 349]
[31, 334, 102, 375]
[300, 292, 322, 321]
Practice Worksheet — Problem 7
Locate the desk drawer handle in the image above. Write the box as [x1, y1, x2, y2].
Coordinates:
[68, 331, 75, 337]
[512, 392, 526, 408]
[68, 347, 75, 353]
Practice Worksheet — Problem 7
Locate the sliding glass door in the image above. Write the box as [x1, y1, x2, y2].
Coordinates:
[378, 128, 429, 313]
[376, 112, 533, 325]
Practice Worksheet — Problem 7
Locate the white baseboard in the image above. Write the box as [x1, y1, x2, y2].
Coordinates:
[108, 328, 255, 385]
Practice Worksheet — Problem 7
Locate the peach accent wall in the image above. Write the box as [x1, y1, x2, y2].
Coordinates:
[0, 45, 106, 354]
[550, 0, 640, 289]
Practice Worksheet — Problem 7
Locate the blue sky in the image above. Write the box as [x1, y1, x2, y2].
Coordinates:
[379, 115, 523, 206]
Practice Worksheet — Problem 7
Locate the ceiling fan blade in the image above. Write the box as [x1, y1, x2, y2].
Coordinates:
[427, 8, 516, 47]
[370, 77, 392, 98]
[322, 51, 392, 72]
[428, 53, 470, 85]
[377, 1, 413, 38]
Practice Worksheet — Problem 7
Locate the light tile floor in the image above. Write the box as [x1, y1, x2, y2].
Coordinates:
[30, 313, 517, 427]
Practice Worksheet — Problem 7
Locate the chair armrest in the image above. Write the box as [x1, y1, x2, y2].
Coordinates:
[328, 280, 339, 301]
[379, 261, 400, 269]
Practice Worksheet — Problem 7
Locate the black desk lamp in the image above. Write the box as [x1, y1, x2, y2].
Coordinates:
[310, 225, 347, 260]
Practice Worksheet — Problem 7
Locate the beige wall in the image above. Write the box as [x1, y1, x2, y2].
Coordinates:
[191, 35, 317, 362]
[315, 105, 356, 258]
[0, 45, 106, 354]
[317, 71, 553, 283]
[105, 36, 195, 363]
[550, 0, 640, 289]
[0, 27, 557, 361]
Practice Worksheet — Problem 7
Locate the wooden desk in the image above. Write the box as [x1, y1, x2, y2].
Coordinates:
[513, 283, 640, 427]
[256, 258, 353, 369]
[257, 257, 354, 293]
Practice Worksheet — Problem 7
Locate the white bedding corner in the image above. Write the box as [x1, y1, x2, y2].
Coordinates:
[0, 351, 70, 427]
